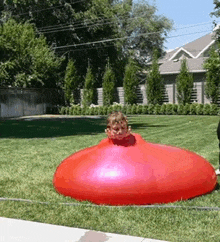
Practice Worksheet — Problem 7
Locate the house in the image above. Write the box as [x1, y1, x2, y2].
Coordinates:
[153, 31, 218, 104]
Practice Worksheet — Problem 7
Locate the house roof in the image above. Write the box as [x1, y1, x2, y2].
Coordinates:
[158, 32, 216, 75]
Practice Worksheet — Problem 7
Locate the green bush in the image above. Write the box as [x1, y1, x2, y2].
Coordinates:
[107, 106, 113, 115]
[154, 104, 161, 115]
[190, 103, 198, 115]
[142, 105, 148, 114]
[126, 104, 132, 115]
[160, 104, 166, 115]
[210, 104, 218, 115]
[137, 105, 143, 114]
[131, 104, 137, 114]
[166, 104, 173, 115]
[183, 103, 190, 115]
[122, 105, 127, 114]
[148, 104, 154, 114]
[177, 104, 184, 115]
[172, 104, 178, 115]
[203, 104, 211, 115]
[196, 104, 204, 115]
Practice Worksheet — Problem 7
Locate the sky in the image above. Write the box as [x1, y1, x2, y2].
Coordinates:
[149, 0, 219, 51]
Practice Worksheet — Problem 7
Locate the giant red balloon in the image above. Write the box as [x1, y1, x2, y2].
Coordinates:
[53, 134, 217, 205]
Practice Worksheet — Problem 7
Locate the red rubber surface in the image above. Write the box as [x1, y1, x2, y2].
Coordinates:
[53, 134, 217, 205]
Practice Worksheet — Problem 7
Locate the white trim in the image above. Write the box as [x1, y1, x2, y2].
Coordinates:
[160, 70, 206, 75]
[195, 40, 215, 58]
[168, 47, 195, 61]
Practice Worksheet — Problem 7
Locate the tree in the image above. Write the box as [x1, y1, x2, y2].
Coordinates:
[146, 49, 164, 105]
[123, 58, 139, 105]
[0, 19, 63, 88]
[176, 59, 194, 105]
[102, 61, 115, 106]
[82, 65, 96, 107]
[63, 59, 79, 105]
[211, 0, 220, 41]
[203, 46, 220, 104]
[1, 0, 173, 87]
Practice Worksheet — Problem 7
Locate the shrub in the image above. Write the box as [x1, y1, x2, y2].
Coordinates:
[154, 104, 161, 115]
[103, 106, 108, 115]
[142, 105, 148, 114]
[160, 104, 166, 115]
[190, 103, 198, 115]
[203, 104, 211, 115]
[172, 104, 178, 115]
[137, 105, 143, 114]
[166, 104, 173, 115]
[183, 103, 190, 115]
[196, 104, 204, 115]
[177, 104, 184, 115]
[148, 104, 154, 114]
[126, 104, 132, 115]
[131, 104, 137, 114]
[107, 105, 113, 115]
[59, 106, 66, 115]
[210, 104, 218, 115]
[122, 105, 127, 114]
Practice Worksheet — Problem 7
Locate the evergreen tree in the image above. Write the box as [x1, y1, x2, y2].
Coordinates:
[123, 58, 139, 105]
[176, 58, 194, 105]
[63, 59, 79, 105]
[146, 49, 164, 105]
[82, 65, 96, 107]
[203, 46, 220, 104]
[102, 61, 115, 106]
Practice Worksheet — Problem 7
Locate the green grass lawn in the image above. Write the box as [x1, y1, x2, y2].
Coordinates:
[0, 115, 220, 242]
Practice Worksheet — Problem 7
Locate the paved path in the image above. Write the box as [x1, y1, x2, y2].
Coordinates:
[0, 217, 168, 242]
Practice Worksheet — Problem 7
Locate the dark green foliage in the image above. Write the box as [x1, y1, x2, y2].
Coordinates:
[166, 104, 173, 115]
[183, 103, 190, 115]
[172, 104, 178, 115]
[154, 104, 161, 115]
[190, 103, 198, 115]
[160, 104, 166, 115]
[142, 105, 148, 114]
[126, 104, 132, 115]
[63, 59, 79, 105]
[203, 47, 220, 104]
[137, 105, 143, 114]
[210, 104, 218, 115]
[123, 58, 139, 105]
[203, 104, 211, 115]
[177, 104, 184, 115]
[102, 62, 115, 106]
[146, 49, 164, 105]
[176, 59, 194, 105]
[0, 19, 63, 88]
[196, 104, 204, 115]
[148, 104, 154, 114]
[131, 104, 137, 114]
[82, 66, 96, 107]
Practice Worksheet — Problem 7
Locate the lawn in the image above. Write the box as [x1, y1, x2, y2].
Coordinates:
[0, 115, 220, 242]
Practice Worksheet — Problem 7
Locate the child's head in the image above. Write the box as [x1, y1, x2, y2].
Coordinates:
[105, 111, 131, 140]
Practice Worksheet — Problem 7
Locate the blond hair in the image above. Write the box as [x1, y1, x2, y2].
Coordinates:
[106, 111, 128, 129]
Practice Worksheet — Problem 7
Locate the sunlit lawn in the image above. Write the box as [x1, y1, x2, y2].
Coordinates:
[0, 115, 220, 242]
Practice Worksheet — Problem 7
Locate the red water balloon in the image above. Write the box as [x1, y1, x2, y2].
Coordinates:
[53, 134, 217, 205]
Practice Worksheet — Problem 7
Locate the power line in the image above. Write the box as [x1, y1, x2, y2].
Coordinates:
[53, 27, 213, 50]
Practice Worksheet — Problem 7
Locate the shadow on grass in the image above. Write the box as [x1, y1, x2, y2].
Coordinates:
[0, 116, 169, 139]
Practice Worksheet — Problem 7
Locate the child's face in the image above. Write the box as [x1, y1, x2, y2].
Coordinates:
[107, 121, 129, 140]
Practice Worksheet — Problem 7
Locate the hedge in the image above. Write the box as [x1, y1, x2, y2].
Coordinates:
[58, 103, 220, 116]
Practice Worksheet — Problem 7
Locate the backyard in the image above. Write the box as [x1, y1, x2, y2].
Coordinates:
[0, 115, 220, 242]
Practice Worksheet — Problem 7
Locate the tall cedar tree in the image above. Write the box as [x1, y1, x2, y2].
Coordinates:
[123, 58, 139, 105]
[82, 65, 96, 107]
[176, 59, 194, 105]
[102, 61, 115, 106]
[146, 49, 164, 104]
[203, 46, 220, 104]
[63, 59, 79, 105]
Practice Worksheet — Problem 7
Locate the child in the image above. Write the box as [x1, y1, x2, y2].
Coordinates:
[105, 111, 132, 140]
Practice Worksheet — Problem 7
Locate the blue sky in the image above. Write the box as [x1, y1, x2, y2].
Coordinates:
[149, 0, 218, 50]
